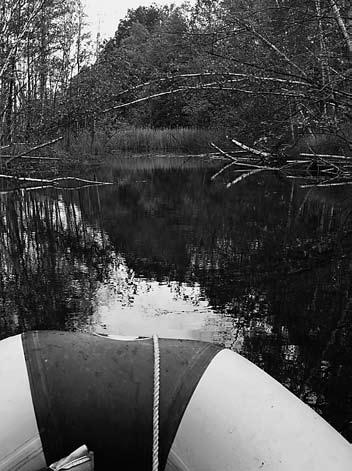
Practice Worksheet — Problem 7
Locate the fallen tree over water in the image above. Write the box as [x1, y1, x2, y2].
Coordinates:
[0, 138, 113, 193]
[211, 138, 352, 189]
[3, 137, 63, 166]
[0, 174, 113, 195]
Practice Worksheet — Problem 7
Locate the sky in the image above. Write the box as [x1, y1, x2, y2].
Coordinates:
[83, 0, 188, 40]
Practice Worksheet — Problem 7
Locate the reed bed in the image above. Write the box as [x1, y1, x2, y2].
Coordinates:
[56, 126, 226, 156]
[109, 127, 224, 154]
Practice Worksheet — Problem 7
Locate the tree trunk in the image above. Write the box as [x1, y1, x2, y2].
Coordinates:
[328, 0, 352, 58]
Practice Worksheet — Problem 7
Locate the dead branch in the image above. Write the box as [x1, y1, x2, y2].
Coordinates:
[5, 137, 63, 166]
[210, 142, 238, 162]
[0, 174, 52, 183]
[102, 84, 308, 114]
[300, 153, 350, 160]
[211, 161, 238, 181]
[226, 168, 274, 188]
[0, 155, 59, 160]
[113, 72, 311, 99]
[0, 174, 112, 187]
[231, 15, 308, 78]
[48, 176, 111, 185]
[211, 137, 352, 189]
[0, 181, 111, 196]
[301, 181, 352, 188]
[229, 137, 271, 158]
[102, 89, 189, 114]
[315, 155, 342, 173]
[210, 142, 272, 170]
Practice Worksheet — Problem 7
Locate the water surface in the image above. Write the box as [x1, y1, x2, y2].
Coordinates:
[0, 155, 351, 440]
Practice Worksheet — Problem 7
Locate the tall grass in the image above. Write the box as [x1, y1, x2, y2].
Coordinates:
[57, 126, 227, 157]
[109, 126, 223, 153]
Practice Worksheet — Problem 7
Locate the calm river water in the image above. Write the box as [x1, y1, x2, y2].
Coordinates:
[1, 155, 352, 441]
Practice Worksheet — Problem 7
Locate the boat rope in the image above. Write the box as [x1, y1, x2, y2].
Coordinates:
[152, 334, 160, 471]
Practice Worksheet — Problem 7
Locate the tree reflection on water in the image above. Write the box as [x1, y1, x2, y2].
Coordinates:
[0, 189, 113, 336]
[0, 157, 351, 441]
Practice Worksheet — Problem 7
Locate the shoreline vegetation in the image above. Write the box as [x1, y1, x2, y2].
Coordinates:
[1, 1, 352, 188]
[3, 127, 352, 197]
[57, 126, 228, 156]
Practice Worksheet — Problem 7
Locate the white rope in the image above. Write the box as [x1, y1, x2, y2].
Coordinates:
[152, 334, 160, 471]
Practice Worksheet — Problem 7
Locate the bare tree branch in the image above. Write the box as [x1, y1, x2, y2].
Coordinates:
[229, 137, 271, 158]
[5, 136, 63, 166]
[231, 15, 308, 77]
[327, 0, 352, 55]
[226, 168, 274, 188]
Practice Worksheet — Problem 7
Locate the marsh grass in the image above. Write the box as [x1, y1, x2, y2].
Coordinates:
[110, 126, 223, 153]
[63, 126, 225, 156]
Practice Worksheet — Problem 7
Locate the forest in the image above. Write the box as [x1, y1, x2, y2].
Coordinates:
[0, 0, 352, 159]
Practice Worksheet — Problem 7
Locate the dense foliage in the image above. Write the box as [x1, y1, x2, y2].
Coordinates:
[0, 0, 90, 145]
[1, 0, 352, 149]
